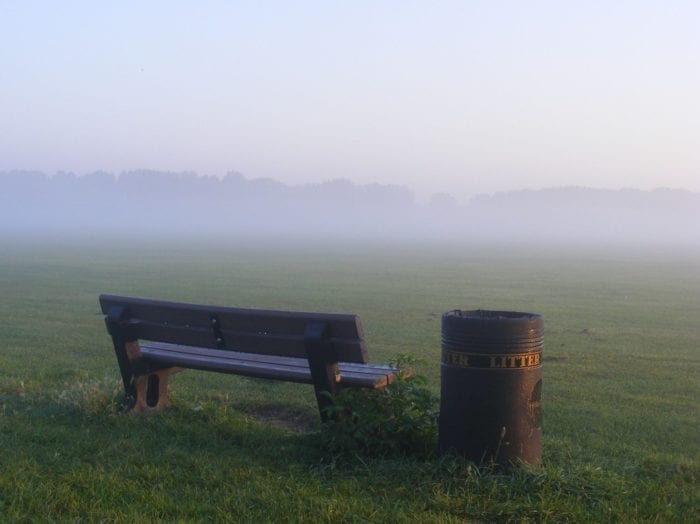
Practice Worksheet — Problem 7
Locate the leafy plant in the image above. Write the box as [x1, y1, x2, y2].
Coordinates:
[320, 354, 439, 459]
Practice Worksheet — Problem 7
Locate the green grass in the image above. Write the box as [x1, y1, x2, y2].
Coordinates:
[1, 239, 698, 521]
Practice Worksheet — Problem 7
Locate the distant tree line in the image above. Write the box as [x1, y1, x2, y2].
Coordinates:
[1, 170, 698, 244]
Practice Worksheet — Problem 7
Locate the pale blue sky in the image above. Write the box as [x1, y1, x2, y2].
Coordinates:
[1, 1, 698, 199]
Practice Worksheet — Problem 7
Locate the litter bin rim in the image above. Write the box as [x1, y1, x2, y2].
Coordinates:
[444, 309, 541, 322]
[442, 309, 543, 342]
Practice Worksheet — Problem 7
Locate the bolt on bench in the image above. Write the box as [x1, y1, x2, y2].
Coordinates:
[100, 295, 409, 420]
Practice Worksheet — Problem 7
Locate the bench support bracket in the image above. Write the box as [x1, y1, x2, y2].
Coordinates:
[130, 367, 183, 414]
[105, 305, 181, 414]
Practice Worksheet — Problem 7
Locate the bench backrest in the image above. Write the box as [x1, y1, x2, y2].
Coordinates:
[99, 294, 368, 364]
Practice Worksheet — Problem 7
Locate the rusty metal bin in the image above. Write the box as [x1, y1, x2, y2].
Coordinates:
[438, 310, 543, 466]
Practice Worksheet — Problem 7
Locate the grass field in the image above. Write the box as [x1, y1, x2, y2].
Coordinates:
[1, 238, 698, 522]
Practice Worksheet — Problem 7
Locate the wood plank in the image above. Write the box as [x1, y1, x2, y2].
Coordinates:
[100, 294, 368, 363]
[338, 371, 392, 388]
[135, 323, 219, 349]
[141, 341, 310, 368]
[141, 341, 400, 377]
[140, 346, 315, 384]
[217, 328, 366, 361]
[138, 341, 400, 389]
[99, 294, 365, 339]
[130, 324, 366, 361]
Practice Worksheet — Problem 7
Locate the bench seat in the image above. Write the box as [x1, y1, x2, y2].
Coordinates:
[138, 341, 400, 389]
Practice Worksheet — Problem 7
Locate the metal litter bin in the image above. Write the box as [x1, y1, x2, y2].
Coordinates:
[438, 310, 543, 466]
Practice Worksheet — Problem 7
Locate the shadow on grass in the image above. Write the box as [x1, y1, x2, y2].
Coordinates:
[230, 400, 318, 433]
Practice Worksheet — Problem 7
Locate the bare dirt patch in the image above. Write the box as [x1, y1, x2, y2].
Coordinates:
[235, 402, 317, 433]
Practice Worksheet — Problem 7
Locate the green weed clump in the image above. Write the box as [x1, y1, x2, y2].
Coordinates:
[56, 375, 122, 416]
[320, 355, 439, 459]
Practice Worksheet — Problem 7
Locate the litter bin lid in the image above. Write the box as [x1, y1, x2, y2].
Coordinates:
[442, 309, 543, 351]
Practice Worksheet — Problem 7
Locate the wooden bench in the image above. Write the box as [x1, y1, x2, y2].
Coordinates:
[99, 294, 408, 420]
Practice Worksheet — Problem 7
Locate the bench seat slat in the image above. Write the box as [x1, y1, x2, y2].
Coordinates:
[141, 346, 314, 384]
[142, 341, 396, 375]
[139, 341, 397, 389]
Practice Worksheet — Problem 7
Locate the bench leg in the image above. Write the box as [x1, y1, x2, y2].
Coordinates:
[304, 322, 340, 422]
[105, 308, 183, 415]
[129, 368, 183, 415]
[105, 308, 140, 404]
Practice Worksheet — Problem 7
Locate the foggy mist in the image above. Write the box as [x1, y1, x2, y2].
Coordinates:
[1, 170, 698, 246]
